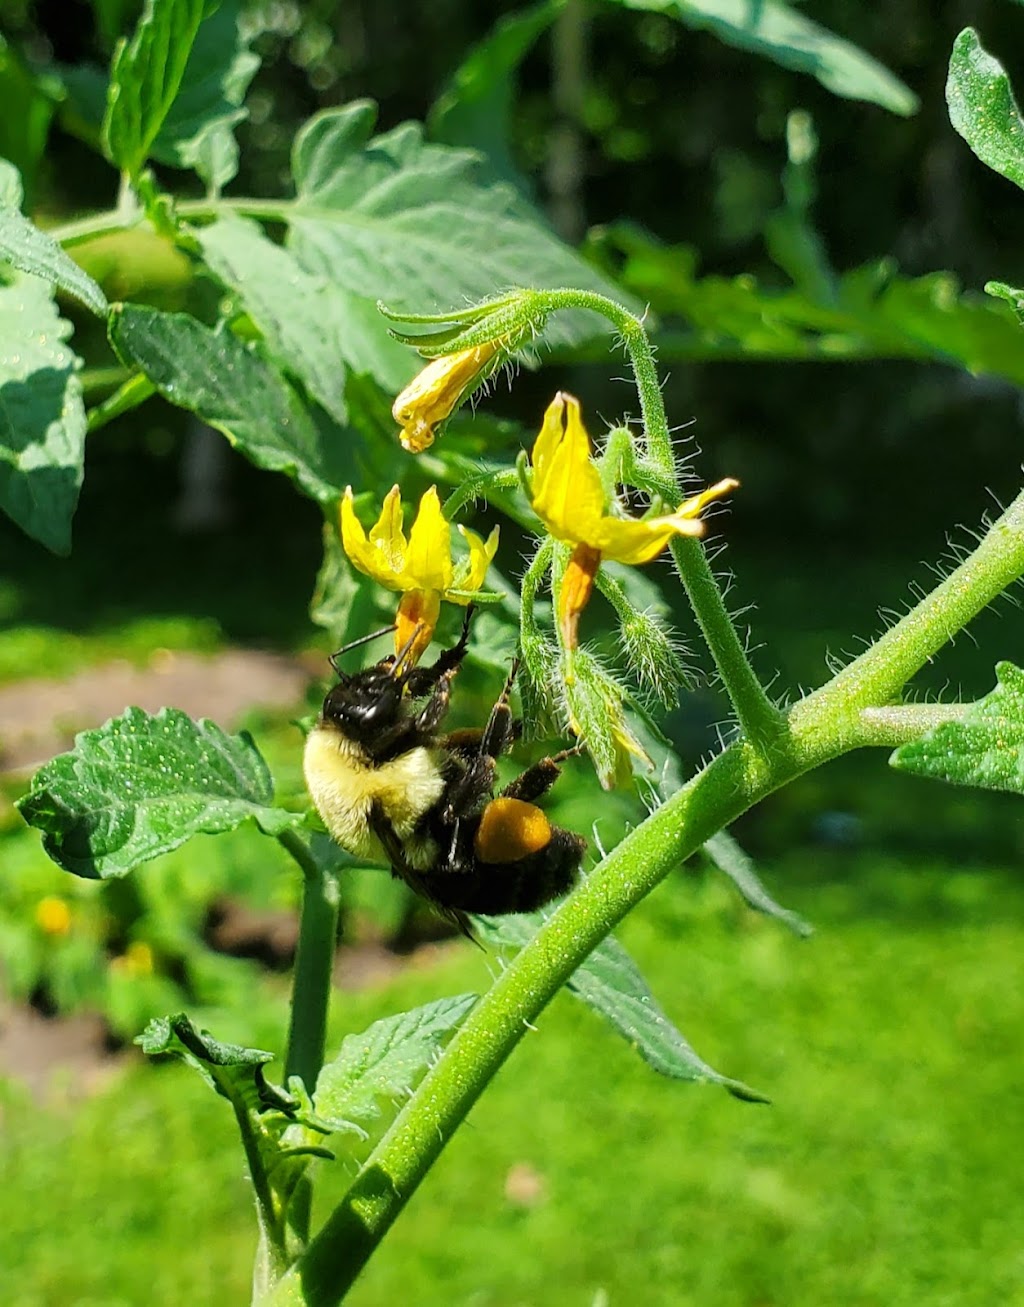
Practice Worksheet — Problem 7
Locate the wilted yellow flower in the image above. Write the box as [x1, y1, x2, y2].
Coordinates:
[528, 392, 738, 647]
[35, 895, 72, 936]
[393, 341, 503, 453]
[341, 484, 499, 664]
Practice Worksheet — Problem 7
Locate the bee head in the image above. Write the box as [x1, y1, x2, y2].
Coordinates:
[320, 661, 407, 743]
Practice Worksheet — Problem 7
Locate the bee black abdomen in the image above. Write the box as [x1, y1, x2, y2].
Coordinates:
[429, 825, 586, 916]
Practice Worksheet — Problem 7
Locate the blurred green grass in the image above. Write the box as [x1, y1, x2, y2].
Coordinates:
[4, 848, 1024, 1306]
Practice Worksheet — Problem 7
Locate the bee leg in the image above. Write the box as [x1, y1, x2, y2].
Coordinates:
[404, 604, 475, 699]
[368, 802, 474, 939]
[439, 658, 520, 823]
[501, 741, 584, 803]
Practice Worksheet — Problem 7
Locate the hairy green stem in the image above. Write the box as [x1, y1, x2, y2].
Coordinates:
[264, 481, 1024, 1307]
[857, 703, 970, 748]
[86, 373, 156, 433]
[280, 830, 340, 1093]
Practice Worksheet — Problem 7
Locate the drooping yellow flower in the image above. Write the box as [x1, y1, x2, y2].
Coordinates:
[341, 484, 499, 664]
[392, 341, 503, 453]
[528, 392, 738, 647]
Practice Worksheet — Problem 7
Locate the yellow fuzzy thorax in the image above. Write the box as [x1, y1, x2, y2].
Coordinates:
[303, 724, 447, 870]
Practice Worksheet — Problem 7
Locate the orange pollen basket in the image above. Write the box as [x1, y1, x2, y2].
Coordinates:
[474, 797, 552, 864]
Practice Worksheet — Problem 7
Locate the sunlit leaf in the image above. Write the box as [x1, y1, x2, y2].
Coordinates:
[0, 270, 86, 553]
[947, 29, 1024, 192]
[288, 101, 629, 348]
[702, 830, 812, 937]
[891, 663, 1024, 796]
[314, 994, 478, 1128]
[102, 0, 206, 178]
[17, 706, 302, 879]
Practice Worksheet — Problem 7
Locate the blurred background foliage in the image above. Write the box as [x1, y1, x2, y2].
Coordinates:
[3, 1, 1024, 1301]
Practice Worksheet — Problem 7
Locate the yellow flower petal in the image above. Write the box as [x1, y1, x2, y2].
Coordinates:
[393, 343, 501, 452]
[558, 542, 601, 650]
[530, 392, 607, 543]
[341, 487, 403, 590]
[405, 487, 454, 592]
[369, 484, 407, 572]
[591, 477, 740, 565]
[454, 523, 500, 595]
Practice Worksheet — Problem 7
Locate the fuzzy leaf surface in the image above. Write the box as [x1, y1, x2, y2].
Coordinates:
[288, 101, 628, 347]
[891, 663, 1024, 796]
[17, 706, 301, 879]
[475, 914, 765, 1100]
[947, 29, 1024, 192]
[0, 271, 86, 552]
[0, 164, 107, 316]
[314, 994, 478, 1128]
[109, 303, 353, 502]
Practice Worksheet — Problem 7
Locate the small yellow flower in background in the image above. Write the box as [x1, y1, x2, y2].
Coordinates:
[110, 941, 154, 977]
[393, 340, 504, 453]
[35, 895, 72, 936]
[341, 484, 499, 665]
[527, 392, 738, 647]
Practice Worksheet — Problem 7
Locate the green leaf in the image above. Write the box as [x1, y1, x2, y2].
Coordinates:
[150, 0, 260, 190]
[614, 0, 917, 115]
[195, 215, 350, 422]
[475, 915, 765, 1101]
[102, 0, 206, 179]
[0, 271, 87, 553]
[891, 664, 1024, 796]
[0, 37, 62, 200]
[597, 224, 1024, 383]
[0, 165, 107, 316]
[288, 102, 629, 348]
[702, 830, 812, 937]
[314, 994, 478, 1128]
[17, 705, 302, 879]
[139, 1012, 285, 1103]
[108, 302, 355, 503]
[429, 0, 562, 177]
[947, 29, 1024, 192]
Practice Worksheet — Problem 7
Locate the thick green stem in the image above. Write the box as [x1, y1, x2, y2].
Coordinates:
[264, 481, 1024, 1307]
[280, 830, 340, 1093]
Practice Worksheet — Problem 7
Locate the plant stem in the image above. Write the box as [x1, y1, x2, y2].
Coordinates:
[264, 480, 1024, 1307]
[86, 372, 156, 433]
[857, 702, 969, 748]
[279, 829, 340, 1093]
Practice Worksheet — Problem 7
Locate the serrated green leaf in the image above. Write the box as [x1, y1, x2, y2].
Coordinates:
[140, 1011, 280, 1097]
[891, 664, 1024, 796]
[108, 302, 355, 503]
[702, 830, 812, 937]
[0, 272, 87, 553]
[475, 915, 765, 1101]
[947, 29, 1024, 192]
[0, 168, 107, 316]
[429, 0, 562, 178]
[17, 705, 301, 879]
[615, 0, 916, 115]
[314, 994, 477, 1128]
[102, 0, 206, 178]
[195, 215, 349, 422]
[288, 102, 629, 349]
[150, 0, 260, 190]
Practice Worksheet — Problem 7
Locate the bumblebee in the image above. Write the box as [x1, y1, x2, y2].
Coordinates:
[303, 611, 586, 929]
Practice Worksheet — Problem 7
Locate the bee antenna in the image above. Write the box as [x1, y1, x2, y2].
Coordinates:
[391, 623, 426, 678]
[328, 623, 399, 674]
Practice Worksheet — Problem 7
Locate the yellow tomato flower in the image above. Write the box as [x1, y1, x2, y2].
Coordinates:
[341, 484, 499, 664]
[393, 341, 503, 453]
[528, 392, 738, 647]
[35, 895, 72, 936]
